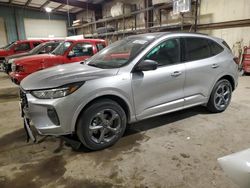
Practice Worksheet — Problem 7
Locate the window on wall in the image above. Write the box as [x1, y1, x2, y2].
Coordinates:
[145, 38, 181, 66]
[14, 43, 31, 52]
[72, 43, 94, 57]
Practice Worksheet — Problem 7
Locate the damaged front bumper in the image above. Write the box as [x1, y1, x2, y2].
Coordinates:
[20, 89, 36, 142]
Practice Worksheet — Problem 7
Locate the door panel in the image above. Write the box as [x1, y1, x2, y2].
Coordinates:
[132, 64, 185, 120]
[131, 38, 185, 120]
[183, 37, 223, 106]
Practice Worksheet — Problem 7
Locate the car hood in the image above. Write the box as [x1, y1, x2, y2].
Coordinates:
[6, 52, 30, 61]
[20, 62, 119, 90]
[0, 49, 9, 57]
[14, 54, 56, 65]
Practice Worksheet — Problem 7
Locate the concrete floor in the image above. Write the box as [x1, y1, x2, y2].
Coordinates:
[0, 73, 249, 188]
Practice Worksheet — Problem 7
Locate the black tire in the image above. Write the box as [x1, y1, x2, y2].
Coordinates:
[76, 99, 127, 150]
[207, 79, 232, 113]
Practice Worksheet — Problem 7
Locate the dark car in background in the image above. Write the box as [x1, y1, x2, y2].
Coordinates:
[3, 41, 60, 74]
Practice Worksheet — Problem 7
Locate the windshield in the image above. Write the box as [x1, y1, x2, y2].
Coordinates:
[51, 41, 72, 55]
[5, 42, 17, 50]
[0, 42, 15, 49]
[87, 37, 154, 69]
[29, 43, 44, 54]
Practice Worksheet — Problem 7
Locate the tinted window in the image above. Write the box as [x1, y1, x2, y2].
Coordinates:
[222, 40, 231, 51]
[96, 43, 106, 51]
[72, 43, 94, 57]
[33, 42, 41, 47]
[145, 38, 180, 66]
[208, 40, 224, 56]
[184, 37, 211, 61]
[15, 43, 31, 51]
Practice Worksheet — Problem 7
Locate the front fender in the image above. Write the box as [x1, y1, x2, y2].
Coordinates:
[70, 88, 135, 132]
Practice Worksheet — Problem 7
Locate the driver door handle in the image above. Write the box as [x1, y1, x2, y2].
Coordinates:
[171, 71, 182, 77]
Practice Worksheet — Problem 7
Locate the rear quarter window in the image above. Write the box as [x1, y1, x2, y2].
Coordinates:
[222, 41, 231, 51]
[207, 40, 224, 56]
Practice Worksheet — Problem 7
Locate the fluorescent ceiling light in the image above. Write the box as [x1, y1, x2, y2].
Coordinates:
[45, 7, 52, 13]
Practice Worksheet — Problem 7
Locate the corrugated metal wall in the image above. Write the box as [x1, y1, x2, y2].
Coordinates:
[0, 5, 74, 43]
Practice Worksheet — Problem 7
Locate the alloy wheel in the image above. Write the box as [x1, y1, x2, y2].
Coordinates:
[89, 109, 122, 144]
[214, 83, 231, 110]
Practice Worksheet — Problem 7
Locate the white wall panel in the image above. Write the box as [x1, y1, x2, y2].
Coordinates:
[199, 27, 250, 49]
[200, 0, 250, 24]
[24, 18, 67, 38]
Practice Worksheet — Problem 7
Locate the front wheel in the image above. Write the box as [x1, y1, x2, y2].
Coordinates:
[76, 99, 127, 150]
[207, 79, 232, 113]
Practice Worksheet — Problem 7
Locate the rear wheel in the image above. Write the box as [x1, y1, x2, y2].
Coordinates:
[77, 99, 127, 150]
[207, 79, 232, 113]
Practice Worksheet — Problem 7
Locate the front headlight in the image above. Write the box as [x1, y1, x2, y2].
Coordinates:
[11, 63, 16, 72]
[30, 82, 84, 99]
[8, 59, 14, 65]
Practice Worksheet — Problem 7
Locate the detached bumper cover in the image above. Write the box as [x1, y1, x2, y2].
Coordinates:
[218, 148, 250, 188]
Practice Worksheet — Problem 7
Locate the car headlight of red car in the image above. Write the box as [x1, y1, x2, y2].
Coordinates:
[12, 64, 25, 72]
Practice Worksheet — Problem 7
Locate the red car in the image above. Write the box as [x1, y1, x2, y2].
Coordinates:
[0, 40, 45, 64]
[10, 39, 107, 84]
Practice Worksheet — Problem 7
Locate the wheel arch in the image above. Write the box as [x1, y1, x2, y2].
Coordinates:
[72, 94, 133, 132]
[218, 75, 235, 91]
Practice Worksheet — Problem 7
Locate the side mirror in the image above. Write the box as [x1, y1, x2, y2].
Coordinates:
[134, 59, 158, 72]
[68, 51, 75, 58]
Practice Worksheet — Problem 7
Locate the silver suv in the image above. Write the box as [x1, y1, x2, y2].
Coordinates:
[20, 32, 238, 150]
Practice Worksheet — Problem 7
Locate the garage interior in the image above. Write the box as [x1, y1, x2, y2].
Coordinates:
[0, 0, 250, 187]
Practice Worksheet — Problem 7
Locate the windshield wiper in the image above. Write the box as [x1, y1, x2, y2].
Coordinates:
[87, 64, 100, 68]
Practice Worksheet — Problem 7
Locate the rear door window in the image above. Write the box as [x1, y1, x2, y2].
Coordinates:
[72, 43, 94, 57]
[184, 37, 211, 62]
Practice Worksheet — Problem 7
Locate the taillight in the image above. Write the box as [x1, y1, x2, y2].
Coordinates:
[16, 65, 25, 72]
[233, 57, 239, 65]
